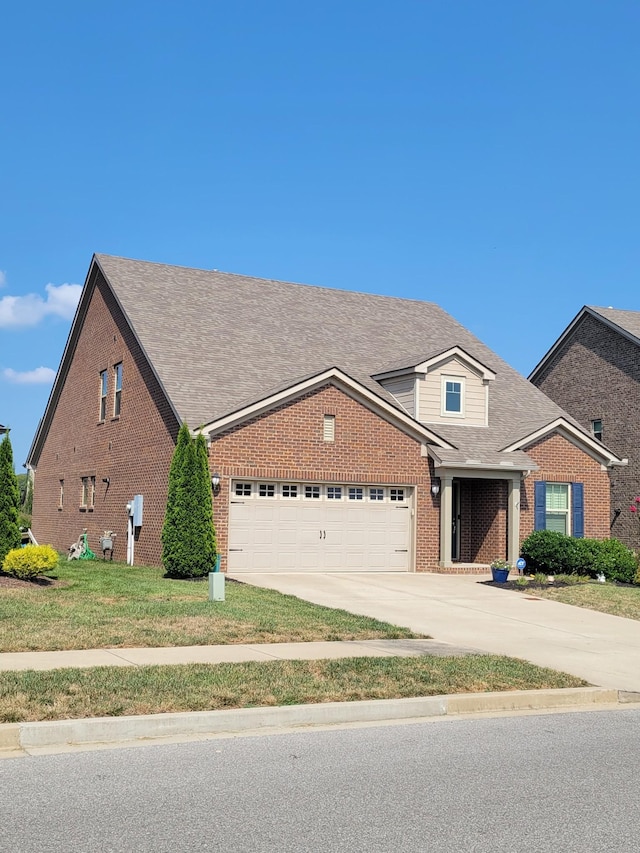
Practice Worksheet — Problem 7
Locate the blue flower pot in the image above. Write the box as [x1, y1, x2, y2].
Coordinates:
[491, 568, 510, 583]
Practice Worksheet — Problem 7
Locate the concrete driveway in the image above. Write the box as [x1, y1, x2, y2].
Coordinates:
[230, 572, 640, 693]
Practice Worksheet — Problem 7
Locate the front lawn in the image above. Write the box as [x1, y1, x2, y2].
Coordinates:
[0, 560, 421, 652]
[0, 655, 586, 723]
[524, 581, 640, 621]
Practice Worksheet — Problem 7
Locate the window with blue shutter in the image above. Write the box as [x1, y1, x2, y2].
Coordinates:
[534, 481, 584, 537]
[534, 481, 546, 531]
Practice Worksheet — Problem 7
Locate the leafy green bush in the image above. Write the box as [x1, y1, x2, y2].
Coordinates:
[3, 544, 59, 579]
[521, 531, 638, 583]
[594, 539, 637, 584]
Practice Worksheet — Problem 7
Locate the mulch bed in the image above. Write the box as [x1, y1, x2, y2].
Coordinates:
[0, 572, 63, 589]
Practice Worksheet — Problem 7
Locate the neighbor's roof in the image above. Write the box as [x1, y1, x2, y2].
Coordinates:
[29, 255, 622, 468]
[529, 305, 640, 383]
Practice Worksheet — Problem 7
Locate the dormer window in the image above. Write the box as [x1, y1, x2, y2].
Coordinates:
[442, 376, 464, 417]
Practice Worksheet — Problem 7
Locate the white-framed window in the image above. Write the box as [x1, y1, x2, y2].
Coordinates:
[369, 488, 384, 501]
[348, 487, 364, 500]
[81, 476, 95, 508]
[258, 483, 275, 498]
[545, 483, 570, 534]
[591, 419, 603, 442]
[390, 488, 405, 502]
[235, 482, 251, 497]
[59, 479, 64, 509]
[114, 362, 123, 417]
[323, 414, 336, 442]
[282, 484, 298, 498]
[304, 485, 321, 499]
[99, 370, 107, 421]
[327, 486, 342, 500]
[442, 376, 464, 417]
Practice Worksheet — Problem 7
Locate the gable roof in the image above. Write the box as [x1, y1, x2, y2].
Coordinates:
[529, 305, 640, 383]
[28, 255, 624, 469]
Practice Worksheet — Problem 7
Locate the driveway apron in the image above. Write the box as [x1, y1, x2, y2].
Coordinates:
[230, 572, 640, 693]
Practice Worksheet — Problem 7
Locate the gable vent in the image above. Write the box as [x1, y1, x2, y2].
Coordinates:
[323, 414, 336, 442]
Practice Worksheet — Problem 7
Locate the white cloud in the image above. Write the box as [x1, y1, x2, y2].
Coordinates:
[0, 282, 82, 327]
[3, 366, 57, 384]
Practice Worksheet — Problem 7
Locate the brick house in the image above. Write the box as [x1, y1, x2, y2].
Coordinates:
[530, 305, 640, 548]
[27, 256, 623, 573]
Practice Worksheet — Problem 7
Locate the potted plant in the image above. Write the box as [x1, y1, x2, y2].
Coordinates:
[490, 558, 511, 583]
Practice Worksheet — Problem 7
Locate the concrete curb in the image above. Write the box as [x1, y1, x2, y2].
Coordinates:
[2, 687, 639, 755]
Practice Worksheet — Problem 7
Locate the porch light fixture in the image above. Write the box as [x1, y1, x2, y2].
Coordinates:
[431, 481, 440, 497]
[211, 473, 221, 495]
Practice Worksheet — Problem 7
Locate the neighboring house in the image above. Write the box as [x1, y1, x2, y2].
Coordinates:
[27, 256, 623, 573]
[530, 305, 639, 548]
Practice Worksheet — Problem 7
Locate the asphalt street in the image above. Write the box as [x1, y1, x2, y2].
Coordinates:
[2, 708, 640, 852]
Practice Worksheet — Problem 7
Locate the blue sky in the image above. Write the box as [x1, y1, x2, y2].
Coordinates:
[1, 1, 639, 470]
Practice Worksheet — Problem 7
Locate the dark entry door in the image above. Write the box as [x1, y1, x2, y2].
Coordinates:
[451, 480, 461, 561]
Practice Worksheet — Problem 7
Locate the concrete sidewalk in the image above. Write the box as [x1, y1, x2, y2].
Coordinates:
[231, 572, 640, 693]
[0, 638, 479, 672]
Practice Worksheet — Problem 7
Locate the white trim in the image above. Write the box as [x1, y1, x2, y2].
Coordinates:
[200, 367, 454, 449]
[501, 417, 626, 466]
[418, 347, 496, 381]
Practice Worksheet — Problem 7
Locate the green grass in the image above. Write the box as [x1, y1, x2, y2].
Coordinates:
[0, 655, 587, 723]
[0, 560, 421, 652]
[526, 581, 640, 621]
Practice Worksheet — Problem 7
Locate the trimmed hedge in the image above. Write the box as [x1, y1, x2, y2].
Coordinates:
[521, 530, 638, 584]
[3, 544, 60, 580]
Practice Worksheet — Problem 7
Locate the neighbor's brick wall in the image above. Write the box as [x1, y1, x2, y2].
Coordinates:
[520, 432, 611, 542]
[209, 384, 441, 571]
[533, 313, 640, 547]
[31, 270, 179, 565]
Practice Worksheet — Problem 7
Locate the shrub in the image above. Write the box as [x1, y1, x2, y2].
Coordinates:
[521, 531, 573, 574]
[162, 424, 217, 579]
[3, 544, 59, 580]
[0, 435, 21, 564]
[594, 539, 637, 584]
[521, 531, 638, 583]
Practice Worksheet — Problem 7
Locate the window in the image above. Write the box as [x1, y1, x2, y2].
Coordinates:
[258, 483, 275, 498]
[81, 476, 95, 509]
[534, 481, 583, 538]
[369, 488, 384, 501]
[235, 482, 251, 497]
[348, 487, 364, 500]
[99, 371, 107, 421]
[327, 486, 342, 500]
[59, 479, 64, 509]
[323, 414, 336, 442]
[304, 485, 321, 499]
[114, 362, 123, 417]
[282, 484, 298, 498]
[390, 488, 405, 502]
[442, 376, 464, 416]
[545, 483, 569, 534]
[591, 419, 603, 442]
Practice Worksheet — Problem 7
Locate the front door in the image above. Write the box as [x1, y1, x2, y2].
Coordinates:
[451, 479, 461, 561]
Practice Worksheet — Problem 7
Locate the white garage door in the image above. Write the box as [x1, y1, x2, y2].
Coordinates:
[228, 481, 412, 572]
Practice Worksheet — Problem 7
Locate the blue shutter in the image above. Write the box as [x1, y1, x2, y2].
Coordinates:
[534, 481, 546, 531]
[572, 482, 584, 538]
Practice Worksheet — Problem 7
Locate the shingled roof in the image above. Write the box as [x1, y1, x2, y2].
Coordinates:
[30, 255, 621, 469]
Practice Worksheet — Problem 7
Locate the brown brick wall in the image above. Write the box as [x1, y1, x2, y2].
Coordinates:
[31, 271, 179, 565]
[209, 384, 441, 571]
[520, 432, 611, 542]
[533, 313, 637, 545]
[460, 479, 508, 563]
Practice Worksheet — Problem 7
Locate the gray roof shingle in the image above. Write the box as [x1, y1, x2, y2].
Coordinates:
[94, 254, 594, 461]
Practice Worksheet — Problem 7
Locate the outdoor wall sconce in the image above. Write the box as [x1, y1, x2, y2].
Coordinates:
[211, 473, 221, 495]
[102, 477, 110, 485]
[431, 481, 440, 497]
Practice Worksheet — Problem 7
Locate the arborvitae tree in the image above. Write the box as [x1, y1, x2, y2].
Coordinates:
[161, 424, 217, 578]
[0, 435, 22, 564]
